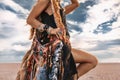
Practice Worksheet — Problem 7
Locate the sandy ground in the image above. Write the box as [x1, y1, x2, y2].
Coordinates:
[0, 63, 119, 80]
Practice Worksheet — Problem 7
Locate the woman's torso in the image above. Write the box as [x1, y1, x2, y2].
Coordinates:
[40, 9, 63, 28]
[36, 8, 64, 45]
[36, 3, 70, 45]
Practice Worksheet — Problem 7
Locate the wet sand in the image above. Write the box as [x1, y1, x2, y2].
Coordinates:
[0, 63, 119, 80]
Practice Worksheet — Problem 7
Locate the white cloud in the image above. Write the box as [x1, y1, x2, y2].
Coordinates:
[0, 0, 29, 14]
[100, 58, 120, 63]
[70, 0, 120, 43]
[112, 15, 120, 28]
[69, 0, 120, 63]
[78, 0, 88, 3]
[11, 44, 28, 51]
[0, 10, 31, 51]
[0, 0, 31, 52]
[81, 0, 120, 34]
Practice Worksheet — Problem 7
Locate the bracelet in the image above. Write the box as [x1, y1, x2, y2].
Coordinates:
[47, 27, 53, 34]
[36, 24, 45, 32]
[43, 24, 54, 34]
[43, 24, 49, 30]
[37, 23, 53, 34]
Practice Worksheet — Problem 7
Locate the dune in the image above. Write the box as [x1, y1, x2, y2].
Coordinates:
[0, 63, 119, 80]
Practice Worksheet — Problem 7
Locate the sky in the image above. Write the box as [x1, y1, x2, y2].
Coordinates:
[0, 0, 120, 63]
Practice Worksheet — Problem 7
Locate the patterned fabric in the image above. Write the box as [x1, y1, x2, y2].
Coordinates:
[16, 34, 77, 80]
[33, 35, 64, 80]
[16, 35, 61, 80]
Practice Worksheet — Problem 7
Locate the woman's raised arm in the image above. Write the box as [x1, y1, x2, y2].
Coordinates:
[64, 0, 80, 15]
[26, 0, 50, 28]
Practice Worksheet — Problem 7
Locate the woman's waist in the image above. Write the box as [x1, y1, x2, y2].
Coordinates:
[36, 32, 59, 45]
[36, 30, 69, 45]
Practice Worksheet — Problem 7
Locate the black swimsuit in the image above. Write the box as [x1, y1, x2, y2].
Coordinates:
[41, 10, 58, 28]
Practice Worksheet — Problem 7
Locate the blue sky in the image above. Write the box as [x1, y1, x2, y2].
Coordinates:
[0, 0, 120, 63]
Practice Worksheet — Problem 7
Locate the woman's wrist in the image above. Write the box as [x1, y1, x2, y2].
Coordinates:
[36, 24, 45, 32]
[47, 26, 53, 34]
[36, 23, 53, 34]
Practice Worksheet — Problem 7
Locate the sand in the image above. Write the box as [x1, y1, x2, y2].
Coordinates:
[0, 63, 119, 80]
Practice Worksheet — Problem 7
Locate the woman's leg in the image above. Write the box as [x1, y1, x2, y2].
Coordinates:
[71, 48, 98, 78]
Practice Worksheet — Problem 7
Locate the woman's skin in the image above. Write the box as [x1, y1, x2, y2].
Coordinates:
[27, 0, 98, 79]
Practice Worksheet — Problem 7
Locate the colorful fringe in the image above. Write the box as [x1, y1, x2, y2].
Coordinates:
[16, 35, 66, 80]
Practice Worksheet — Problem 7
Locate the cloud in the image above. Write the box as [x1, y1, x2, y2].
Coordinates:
[0, 0, 32, 62]
[0, 0, 29, 19]
[87, 39, 120, 51]
[100, 58, 120, 63]
[69, 0, 120, 63]
[81, 0, 120, 33]
[67, 20, 83, 32]
[0, 26, 16, 38]
[13, 0, 36, 10]
[66, 0, 97, 22]
[0, 49, 26, 63]
[70, 0, 120, 41]
[12, 41, 30, 46]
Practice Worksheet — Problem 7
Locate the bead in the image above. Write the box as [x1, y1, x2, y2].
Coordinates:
[41, 40, 43, 42]
[39, 50, 43, 56]
[43, 24, 49, 30]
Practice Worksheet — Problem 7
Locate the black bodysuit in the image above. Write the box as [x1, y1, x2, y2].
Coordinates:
[36, 8, 70, 45]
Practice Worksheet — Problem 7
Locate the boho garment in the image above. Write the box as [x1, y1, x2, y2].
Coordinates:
[16, 1, 77, 80]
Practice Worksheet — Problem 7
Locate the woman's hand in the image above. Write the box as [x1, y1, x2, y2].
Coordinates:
[48, 27, 63, 39]
[49, 27, 60, 35]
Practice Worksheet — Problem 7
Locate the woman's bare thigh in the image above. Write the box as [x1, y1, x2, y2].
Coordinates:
[71, 48, 97, 63]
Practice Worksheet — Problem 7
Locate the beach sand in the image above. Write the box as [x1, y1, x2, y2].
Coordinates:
[0, 63, 119, 80]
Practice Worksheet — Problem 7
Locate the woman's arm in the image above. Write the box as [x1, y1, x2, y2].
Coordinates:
[26, 0, 49, 28]
[64, 0, 80, 15]
[26, 0, 61, 37]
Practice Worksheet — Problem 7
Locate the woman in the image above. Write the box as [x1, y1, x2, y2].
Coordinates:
[16, 0, 98, 80]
